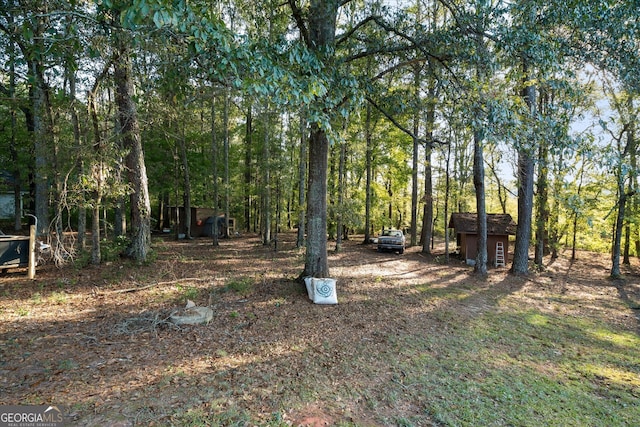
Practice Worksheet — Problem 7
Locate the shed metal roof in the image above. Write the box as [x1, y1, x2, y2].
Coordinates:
[448, 212, 517, 235]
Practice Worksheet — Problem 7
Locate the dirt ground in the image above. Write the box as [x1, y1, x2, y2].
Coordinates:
[1, 232, 639, 426]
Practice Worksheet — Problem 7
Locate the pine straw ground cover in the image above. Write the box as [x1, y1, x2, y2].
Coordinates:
[1, 232, 639, 426]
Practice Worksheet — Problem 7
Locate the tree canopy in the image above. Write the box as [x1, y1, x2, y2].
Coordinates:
[0, 0, 638, 277]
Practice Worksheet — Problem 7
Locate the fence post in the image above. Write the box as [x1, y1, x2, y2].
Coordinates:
[28, 225, 36, 279]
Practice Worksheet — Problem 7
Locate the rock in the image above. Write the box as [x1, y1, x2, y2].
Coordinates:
[169, 306, 213, 325]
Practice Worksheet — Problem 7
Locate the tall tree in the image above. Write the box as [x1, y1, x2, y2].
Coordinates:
[421, 82, 437, 254]
[509, 2, 539, 275]
[261, 105, 272, 245]
[0, 0, 57, 236]
[6, 11, 23, 232]
[410, 68, 422, 248]
[177, 118, 192, 239]
[211, 91, 220, 246]
[296, 109, 307, 248]
[473, 125, 488, 275]
[244, 103, 254, 234]
[289, 0, 340, 278]
[112, 9, 152, 262]
[363, 100, 374, 245]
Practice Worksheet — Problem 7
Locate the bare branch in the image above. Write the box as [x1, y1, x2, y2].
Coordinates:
[434, 0, 500, 43]
[287, 0, 310, 47]
[336, 15, 378, 46]
[372, 58, 426, 80]
[99, 277, 216, 295]
[366, 95, 447, 148]
[337, 15, 461, 89]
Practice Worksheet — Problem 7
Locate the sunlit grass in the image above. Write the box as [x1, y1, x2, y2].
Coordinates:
[379, 305, 640, 427]
[587, 327, 640, 349]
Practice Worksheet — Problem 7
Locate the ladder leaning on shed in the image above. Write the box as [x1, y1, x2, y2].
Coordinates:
[495, 241, 506, 267]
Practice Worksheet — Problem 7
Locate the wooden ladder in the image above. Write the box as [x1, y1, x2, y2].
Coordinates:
[495, 241, 506, 267]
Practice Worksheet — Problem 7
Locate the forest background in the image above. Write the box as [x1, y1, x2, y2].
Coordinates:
[0, 0, 639, 278]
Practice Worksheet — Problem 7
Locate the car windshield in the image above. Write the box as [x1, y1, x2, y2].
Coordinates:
[382, 230, 402, 238]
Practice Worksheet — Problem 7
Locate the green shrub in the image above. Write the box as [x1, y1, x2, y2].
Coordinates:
[101, 236, 130, 262]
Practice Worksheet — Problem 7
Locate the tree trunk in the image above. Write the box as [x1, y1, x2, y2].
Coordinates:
[23, 4, 52, 237]
[245, 103, 253, 234]
[625, 110, 637, 262]
[91, 201, 101, 265]
[549, 152, 563, 259]
[69, 69, 85, 248]
[262, 107, 272, 245]
[335, 139, 346, 252]
[87, 77, 104, 263]
[301, 0, 338, 278]
[444, 141, 452, 264]
[613, 116, 637, 277]
[421, 84, 436, 253]
[223, 87, 231, 238]
[113, 195, 126, 237]
[30, 60, 51, 237]
[304, 123, 330, 277]
[473, 130, 488, 276]
[611, 183, 628, 279]
[623, 222, 631, 264]
[511, 59, 536, 275]
[363, 101, 373, 245]
[535, 140, 549, 268]
[113, 139, 126, 238]
[114, 35, 151, 262]
[211, 91, 219, 246]
[178, 122, 192, 239]
[571, 162, 585, 261]
[411, 133, 419, 246]
[297, 110, 307, 248]
[410, 70, 420, 247]
[52, 101, 65, 265]
[328, 142, 338, 240]
[631, 118, 639, 259]
[9, 41, 22, 232]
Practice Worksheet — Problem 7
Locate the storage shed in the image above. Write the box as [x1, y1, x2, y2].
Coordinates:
[0, 170, 27, 220]
[167, 207, 235, 238]
[448, 213, 516, 266]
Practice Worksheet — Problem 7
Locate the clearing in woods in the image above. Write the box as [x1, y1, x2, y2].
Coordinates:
[1, 232, 639, 426]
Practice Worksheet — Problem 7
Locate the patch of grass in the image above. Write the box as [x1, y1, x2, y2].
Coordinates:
[49, 291, 68, 304]
[31, 292, 43, 304]
[170, 401, 252, 426]
[58, 359, 77, 371]
[382, 305, 640, 427]
[176, 284, 199, 302]
[225, 277, 254, 296]
[55, 277, 76, 288]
